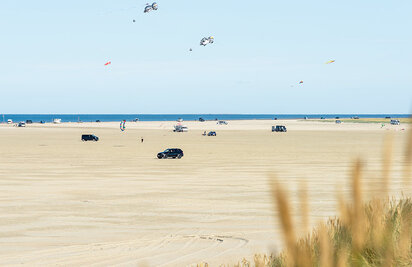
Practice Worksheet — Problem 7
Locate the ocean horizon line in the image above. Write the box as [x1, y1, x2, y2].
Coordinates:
[1, 113, 410, 123]
[1, 113, 411, 116]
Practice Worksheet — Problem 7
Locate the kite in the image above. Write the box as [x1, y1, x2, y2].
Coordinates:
[104, 61, 111, 66]
[200, 36, 214, 46]
[299, 80, 304, 84]
[189, 48, 192, 52]
[326, 60, 335, 64]
[120, 120, 126, 131]
[144, 2, 158, 13]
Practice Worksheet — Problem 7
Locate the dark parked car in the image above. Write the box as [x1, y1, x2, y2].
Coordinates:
[157, 148, 184, 159]
[96, 120, 101, 123]
[272, 125, 287, 132]
[81, 134, 99, 141]
[199, 118, 205, 122]
[26, 120, 33, 124]
[207, 131, 216, 136]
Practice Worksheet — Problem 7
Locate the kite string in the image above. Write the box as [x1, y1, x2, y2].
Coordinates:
[98, 6, 138, 16]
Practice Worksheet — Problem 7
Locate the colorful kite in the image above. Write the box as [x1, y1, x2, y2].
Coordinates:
[200, 36, 214, 46]
[326, 60, 335, 64]
[144, 2, 158, 13]
[104, 61, 111, 66]
[120, 120, 126, 131]
[299, 80, 304, 84]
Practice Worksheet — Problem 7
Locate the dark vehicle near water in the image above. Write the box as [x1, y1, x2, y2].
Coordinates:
[199, 118, 205, 122]
[272, 125, 287, 132]
[26, 120, 33, 124]
[207, 131, 217, 136]
[157, 148, 184, 159]
[81, 134, 99, 141]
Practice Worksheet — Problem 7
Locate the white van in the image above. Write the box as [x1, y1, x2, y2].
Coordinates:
[173, 125, 188, 132]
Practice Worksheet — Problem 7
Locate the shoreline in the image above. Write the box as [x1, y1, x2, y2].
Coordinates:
[1, 117, 410, 124]
[1, 114, 410, 125]
[0, 119, 409, 132]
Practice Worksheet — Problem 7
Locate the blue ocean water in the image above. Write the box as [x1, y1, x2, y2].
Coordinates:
[0, 114, 410, 123]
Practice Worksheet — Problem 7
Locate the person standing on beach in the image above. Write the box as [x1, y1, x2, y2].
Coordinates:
[141, 137, 144, 143]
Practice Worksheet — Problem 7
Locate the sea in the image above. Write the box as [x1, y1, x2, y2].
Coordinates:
[0, 114, 410, 123]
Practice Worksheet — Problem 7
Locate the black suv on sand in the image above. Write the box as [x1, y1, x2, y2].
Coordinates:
[272, 125, 287, 132]
[82, 134, 99, 141]
[157, 148, 184, 159]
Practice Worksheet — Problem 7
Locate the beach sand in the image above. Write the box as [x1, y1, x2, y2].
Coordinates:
[0, 120, 409, 266]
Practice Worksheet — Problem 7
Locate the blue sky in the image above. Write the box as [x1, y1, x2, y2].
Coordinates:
[1, 0, 411, 114]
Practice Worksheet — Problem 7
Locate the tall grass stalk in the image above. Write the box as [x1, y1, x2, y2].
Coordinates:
[267, 131, 412, 267]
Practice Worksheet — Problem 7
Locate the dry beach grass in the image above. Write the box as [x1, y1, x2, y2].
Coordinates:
[268, 173, 411, 266]
[231, 130, 412, 267]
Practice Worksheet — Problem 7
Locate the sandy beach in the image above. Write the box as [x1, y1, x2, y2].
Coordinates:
[0, 119, 410, 266]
